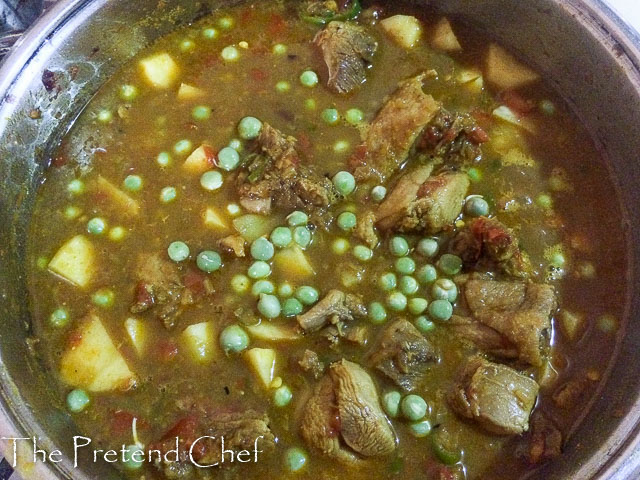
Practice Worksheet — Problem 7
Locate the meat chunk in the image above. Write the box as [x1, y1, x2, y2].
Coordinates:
[130, 253, 186, 329]
[354, 210, 379, 249]
[448, 356, 539, 435]
[314, 21, 378, 94]
[376, 169, 469, 234]
[297, 289, 366, 332]
[352, 73, 441, 182]
[524, 411, 563, 463]
[552, 377, 588, 409]
[301, 360, 396, 463]
[449, 216, 532, 278]
[298, 349, 325, 379]
[369, 319, 438, 391]
[453, 279, 557, 366]
[237, 123, 340, 215]
[218, 234, 245, 258]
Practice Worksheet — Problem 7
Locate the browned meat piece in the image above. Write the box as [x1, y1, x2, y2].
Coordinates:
[300, 360, 396, 463]
[449, 315, 518, 359]
[218, 234, 245, 257]
[351, 73, 441, 182]
[344, 324, 368, 345]
[552, 377, 588, 409]
[369, 319, 438, 391]
[417, 109, 488, 166]
[237, 123, 340, 215]
[376, 169, 470, 234]
[449, 216, 532, 278]
[151, 410, 275, 475]
[448, 356, 539, 435]
[298, 349, 325, 379]
[297, 290, 366, 332]
[314, 21, 378, 94]
[130, 253, 186, 329]
[525, 411, 563, 463]
[354, 210, 379, 249]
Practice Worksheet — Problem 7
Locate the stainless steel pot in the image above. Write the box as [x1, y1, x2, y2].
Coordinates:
[0, 0, 639, 478]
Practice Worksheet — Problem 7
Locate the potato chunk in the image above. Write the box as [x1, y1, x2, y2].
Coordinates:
[139, 52, 179, 88]
[380, 15, 422, 49]
[203, 207, 229, 231]
[274, 245, 315, 279]
[48, 235, 96, 288]
[124, 317, 147, 356]
[431, 18, 462, 52]
[94, 175, 140, 216]
[177, 83, 205, 100]
[183, 145, 217, 174]
[485, 44, 540, 90]
[60, 314, 135, 392]
[181, 322, 216, 363]
[244, 348, 276, 389]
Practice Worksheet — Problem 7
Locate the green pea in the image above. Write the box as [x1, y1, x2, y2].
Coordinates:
[160, 186, 177, 203]
[467, 167, 483, 183]
[415, 316, 436, 333]
[248, 261, 271, 279]
[285, 447, 308, 473]
[539, 99, 556, 115]
[345, 108, 364, 125]
[200, 171, 224, 191]
[382, 391, 402, 418]
[287, 211, 308, 227]
[417, 238, 439, 258]
[87, 217, 106, 235]
[432, 278, 458, 303]
[275, 81, 291, 93]
[368, 302, 387, 324]
[337, 211, 357, 231]
[387, 291, 407, 312]
[168, 241, 190, 262]
[410, 420, 432, 438]
[67, 179, 85, 195]
[272, 43, 287, 55]
[64, 206, 81, 220]
[217, 16, 235, 29]
[227, 203, 241, 216]
[192, 105, 212, 121]
[221, 46, 240, 61]
[270, 227, 293, 248]
[597, 314, 617, 333]
[238, 116, 263, 140]
[332, 171, 356, 196]
[92, 288, 114, 308]
[157, 151, 172, 167]
[123, 175, 143, 192]
[36, 256, 49, 270]
[251, 237, 275, 261]
[353, 245, 373, 262]
[66, 389, 90, 413]
[119, 84, 138, 101]
[300, 70, 319, 87]
[371, 185, 387, 203]
[220, 325, 249, 353]
[174, 139, 192, 155]
[252, 280, 275, 296]
[416, 264, 438, 284]
[304, 98, 317, 110]
[437, 254, 463, 276]
[231, 274, 251, 294]
[196, 250, 222, 273]
[295, 286, 319, 305]
[97, 109, 112, 123]
[428, 299, 453, 322]
[378, 272, 397, 291]
[122, 444, 145, 471]
[228, 138, 243, 151]
[50, 308, 69, 328]
[389, 236, 409, 257]
[399, 276, 419, 295]
[322, 108, 339, 125]
[333, 140, 350, 153]
[395, 257, 416, 275]
[401, 394, 428, 421]
[465, 196, 489, 217]
[332, 238, 350, 255]
[218, 147, 241, 171]
[408, 298, 428, 315]
[293, 226, 312, 248]
[274, 385, 293, 407]
[202, 27, 218, 39]
[278, 282, 294, 298]
[180, 39, 196, 52]
[283, 298, 304, 317]
[536, 193, 553, 209]
[257, 294, 281, 318]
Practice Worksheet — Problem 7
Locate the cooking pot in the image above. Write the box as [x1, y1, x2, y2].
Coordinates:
[0, 0, 639, 478]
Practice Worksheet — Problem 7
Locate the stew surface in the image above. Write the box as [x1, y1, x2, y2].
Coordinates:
[27, 1, 628, 479]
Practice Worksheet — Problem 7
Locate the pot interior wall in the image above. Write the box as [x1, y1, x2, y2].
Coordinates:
[0, 0, 638, 478]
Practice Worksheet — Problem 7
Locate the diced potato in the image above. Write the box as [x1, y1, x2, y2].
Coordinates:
[139, 52, 179, 89]
[274, 245, 315, 279]
[60, 314, 135, 392]
[183, 145, 217, 174]
[233, 214, 280, 242]
[181, 322, 216, 363]
[492, 106, 537, 134]
[244, 348, 276, 389]
[94, 175, 140, 216]
[380, 15, 422, 49]
[246, 322, 302, 342]
[177, 83, 205, 100]
[203, 207, 229, 231]
[457, 69, 482, 84]
[485, 43, 540, 90]
[124, 317, 147, 356]
[559, 310, 584, 342]
[431, 18, 462, 52]
[48, 235, 96, 288]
